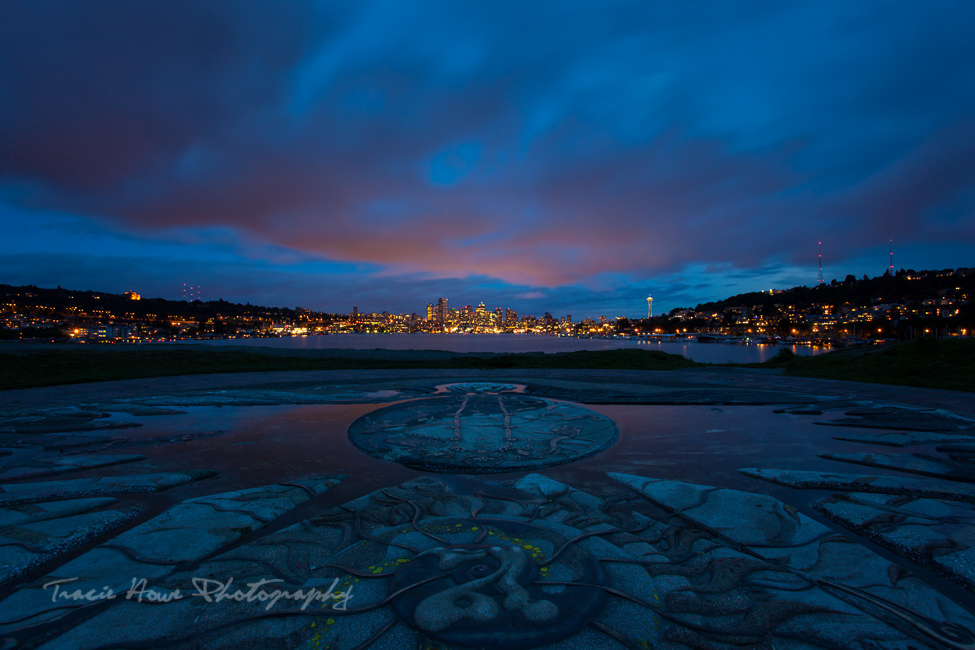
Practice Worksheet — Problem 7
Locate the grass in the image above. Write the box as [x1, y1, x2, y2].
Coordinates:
[0, 346, 699, 390]
[774, 338, 975, 393]
[3, 339, 972, 392]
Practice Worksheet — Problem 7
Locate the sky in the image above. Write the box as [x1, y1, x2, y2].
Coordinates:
[1, 1, 974, 319]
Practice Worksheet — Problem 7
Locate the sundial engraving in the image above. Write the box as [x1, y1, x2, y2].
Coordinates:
[348, 394, 618, 472]
[443, 382, 519, 393]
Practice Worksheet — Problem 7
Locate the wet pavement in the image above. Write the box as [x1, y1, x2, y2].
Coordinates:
[0, 367, 974, 648]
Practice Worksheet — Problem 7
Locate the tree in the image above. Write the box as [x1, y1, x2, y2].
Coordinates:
[777, 317, 793, 337]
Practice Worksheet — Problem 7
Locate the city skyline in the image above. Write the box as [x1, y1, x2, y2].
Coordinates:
[5, 264, 971, 343]
[1, 3, 974, 318]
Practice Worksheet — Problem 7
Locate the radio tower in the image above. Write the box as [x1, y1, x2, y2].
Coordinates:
[183, 284, 202, 302]
[889, 239, 894, 275]
[817, 242, 824, 284]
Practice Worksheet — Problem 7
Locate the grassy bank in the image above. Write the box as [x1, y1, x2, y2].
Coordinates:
[769, 339, 975, 393]
[3, 339, 972, 392]
[0, 346, 699, 390]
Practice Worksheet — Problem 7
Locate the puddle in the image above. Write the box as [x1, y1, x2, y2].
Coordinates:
[67, 400, 935, 513]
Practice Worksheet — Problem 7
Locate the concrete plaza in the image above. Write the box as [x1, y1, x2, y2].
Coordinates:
[1, 367, 973, 649]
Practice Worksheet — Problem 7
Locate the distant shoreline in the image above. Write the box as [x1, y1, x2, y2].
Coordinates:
[1, 338, 972, 393]
[0, 332, 828, 365]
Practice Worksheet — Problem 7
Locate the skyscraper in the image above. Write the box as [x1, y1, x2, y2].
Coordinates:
[437, 297, 448, 328]
[504, 308, 518, 329]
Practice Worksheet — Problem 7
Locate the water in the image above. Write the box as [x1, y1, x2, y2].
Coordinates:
[102, 402, 851, 504]
[180, 333, 827, 364]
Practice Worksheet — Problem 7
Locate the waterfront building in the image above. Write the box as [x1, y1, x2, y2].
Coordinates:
[437, 297, 448, 326]
[504, 308, 518, 330]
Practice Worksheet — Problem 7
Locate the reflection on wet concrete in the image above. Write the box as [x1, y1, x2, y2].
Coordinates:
[46, 402, 881, 506]
[2, 371, 975, 648]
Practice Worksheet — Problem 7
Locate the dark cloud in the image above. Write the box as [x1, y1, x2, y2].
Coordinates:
[0, 1, 326, 189]
[1, 1, 973, 314]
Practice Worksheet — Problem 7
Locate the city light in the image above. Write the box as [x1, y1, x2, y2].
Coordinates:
[2, 267, 972, 344]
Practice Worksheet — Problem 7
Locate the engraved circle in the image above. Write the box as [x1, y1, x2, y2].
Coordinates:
[347, 394, 618, 473]
[444, 382, 518, 393]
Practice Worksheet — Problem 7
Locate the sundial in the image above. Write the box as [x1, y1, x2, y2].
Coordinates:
[348, 393, 618, 472]
[442, 382, 519, 393]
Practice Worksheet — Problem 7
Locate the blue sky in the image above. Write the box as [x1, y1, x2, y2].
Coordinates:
[1, 1, 973, 318]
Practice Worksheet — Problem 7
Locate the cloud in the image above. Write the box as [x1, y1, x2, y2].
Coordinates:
[1, 1, 974, 314]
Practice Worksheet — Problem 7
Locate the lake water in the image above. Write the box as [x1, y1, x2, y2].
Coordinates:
[188, 333, 827, 364]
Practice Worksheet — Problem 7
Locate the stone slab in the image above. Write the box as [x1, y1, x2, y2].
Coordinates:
[0, 507, 138, 585]
[816, 407, 975, 432]
[740, 468, 975, 502]
[833, 431, 975, 447]
[81, 404, 187, 417]
[938, 444, 975, 464]
[0, 476, 343, 635]
[0, 471, 217, 507]
[820, 452, 972, 482]
[527, 384, 818, 405]
[608, 472, 839, 566]
[0, 432, 122, 450]
[0, 497, 119, 528]
[0, 454, 146, 481]
[119, 386, 435, 408]
[817, 492, 975, 591]
[611, 472, 975, 650]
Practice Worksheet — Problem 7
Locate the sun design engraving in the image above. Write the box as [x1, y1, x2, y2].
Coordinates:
[348, 394, 618, 473]
[138, 475, 975, 650]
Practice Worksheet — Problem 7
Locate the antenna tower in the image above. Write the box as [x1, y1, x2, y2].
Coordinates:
[889, 239, 894, 274]
[183, 284, 201, 302]
[817, 242, 824, 284]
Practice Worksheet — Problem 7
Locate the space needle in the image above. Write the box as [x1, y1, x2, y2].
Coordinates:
[646, 295, 653, 319]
